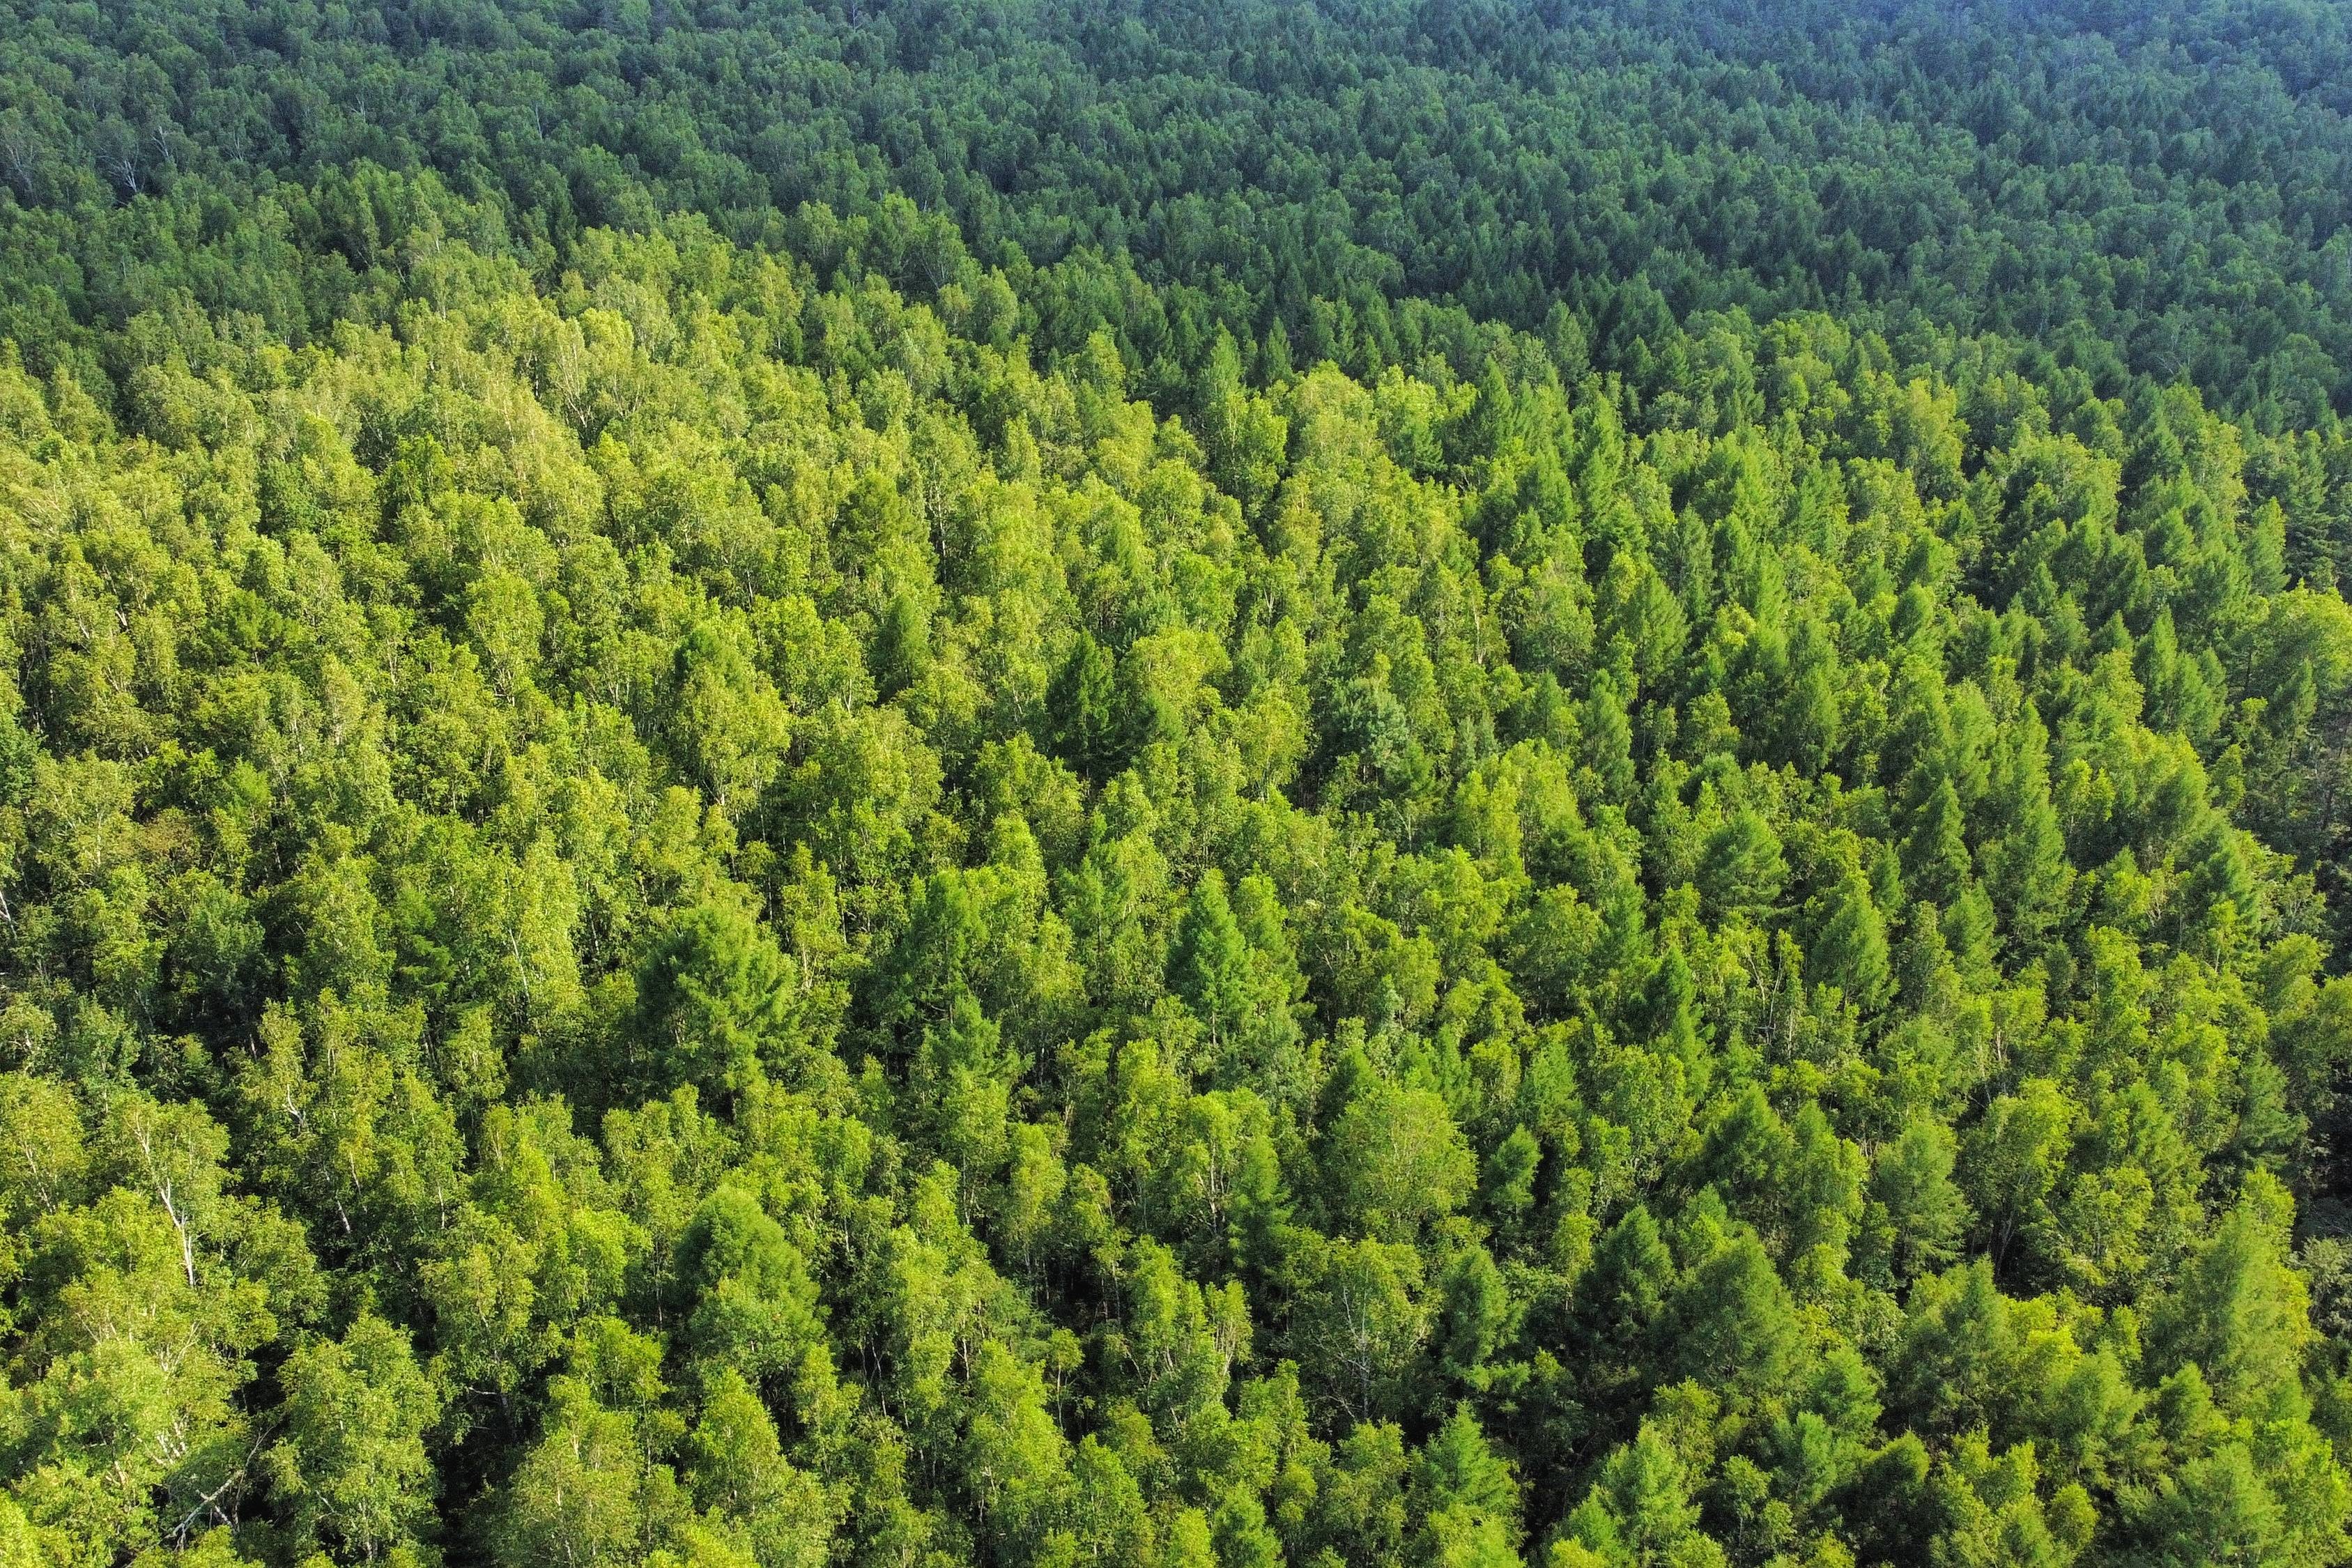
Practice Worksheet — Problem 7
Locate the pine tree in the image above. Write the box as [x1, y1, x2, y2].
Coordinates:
[1807, 873, 1893, 1013]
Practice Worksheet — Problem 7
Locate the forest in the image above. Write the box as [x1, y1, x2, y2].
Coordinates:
[4, 1, 2352, 1565]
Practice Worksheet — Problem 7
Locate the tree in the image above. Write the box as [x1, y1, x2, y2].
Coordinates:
[1669, 1232, 1801, 1396]
[1866, 1116, 1970, 1282]
[1555, 1420, 1722, 1568]
[1806, 873, 1891, 1014]
[629, 903, 799, 1101]
[679, 1187, 829, 1400]
[1046, 631, 1130, 781]
[493, 1373, 673, 1568]
[1903, 776, 1971, 907]
[267, 1314, 442, 1564]
[686, 1371, 834, 1568]
[1413, 1406, 1524, 1568]
[1697, 808, 1784, 923]
[1964, 1079, 2075, 1274]
[1293, 1238, 1429, 1424]
[668, 620, 793, 820]
[1170, 870, 1254, 1052]
[2149, 1174, 2311, 1415]
[1321, 1075, 1477, 1243]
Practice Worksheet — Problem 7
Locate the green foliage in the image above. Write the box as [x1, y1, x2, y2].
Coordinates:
[0, 4, 2350, 1565]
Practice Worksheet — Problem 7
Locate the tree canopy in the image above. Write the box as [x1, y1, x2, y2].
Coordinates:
[3, 2, 2352, 1567]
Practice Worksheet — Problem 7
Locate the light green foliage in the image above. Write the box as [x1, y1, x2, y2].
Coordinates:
[265, 1314, 440, 1563]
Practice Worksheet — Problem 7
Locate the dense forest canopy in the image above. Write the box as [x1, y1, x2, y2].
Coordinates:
[6, 1, 2352, 1567]
[6, 0, 2352, 426]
